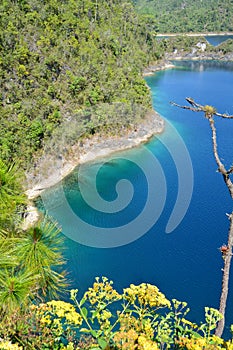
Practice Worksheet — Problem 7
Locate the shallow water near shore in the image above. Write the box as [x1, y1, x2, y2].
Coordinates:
[39, 60, 233, 338]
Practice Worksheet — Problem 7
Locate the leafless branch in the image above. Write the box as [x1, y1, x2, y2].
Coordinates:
[227, 165, 233, 175]
[215, 112, 233, 119]
[170, 97, 233, 119]
[170, 101, 203, 113]
[171, 97, 233, 337]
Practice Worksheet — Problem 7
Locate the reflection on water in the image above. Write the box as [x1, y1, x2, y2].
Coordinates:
[172, 60, 233, 72]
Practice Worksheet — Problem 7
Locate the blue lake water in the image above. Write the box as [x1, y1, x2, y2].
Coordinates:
[205, 35, 233, 46]
[39, 60, 233, 337]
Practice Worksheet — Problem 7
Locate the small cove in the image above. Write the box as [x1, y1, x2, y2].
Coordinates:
[38, 60, 233, 337]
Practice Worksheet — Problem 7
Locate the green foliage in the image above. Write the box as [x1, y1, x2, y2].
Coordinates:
[216, 39, 233, 54]
[1, 277, 233, 349]
[16, 219, 67, 298]
[0, 268, 36, 314]
[0, 217, 67, 320]
[156, 35, 211, 55]
[134, 0, 233, 33]
[0, 0, 158, 168]
[0, 159, 26, 230]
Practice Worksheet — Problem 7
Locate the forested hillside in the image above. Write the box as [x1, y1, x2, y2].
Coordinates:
[0, 0, 159, 168]
[134, 0, 233, 33]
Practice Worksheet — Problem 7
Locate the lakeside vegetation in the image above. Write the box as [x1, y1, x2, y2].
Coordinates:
[2, 0, 233, 348]
[0, 0, 159, 169]
[156, 35, 233, 58]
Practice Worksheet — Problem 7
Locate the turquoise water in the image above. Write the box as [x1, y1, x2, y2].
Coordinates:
[39, 61, 233, 337]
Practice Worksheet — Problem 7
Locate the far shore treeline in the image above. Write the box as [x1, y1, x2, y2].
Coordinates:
[133, 0, 233, 33]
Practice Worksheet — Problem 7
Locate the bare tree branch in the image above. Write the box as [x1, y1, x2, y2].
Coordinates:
[170, 101, 203, 113]
[208, 117, 233, 198]
[171, 97, 233, 337]
[227, 165, 233, 175]
[216, 213, 233, 337]
[171, 98, 233, 119]
[208, 117, 226, 173]
[215, 112, 233, 119]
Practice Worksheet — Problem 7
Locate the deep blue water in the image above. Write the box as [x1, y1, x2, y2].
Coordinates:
[205, 35, 233, 46]
[39, 61, 233, 338]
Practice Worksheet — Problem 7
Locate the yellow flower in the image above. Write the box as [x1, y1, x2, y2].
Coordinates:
[40, 315, 52, 325]
[84, 277, 121, 305]
[114, 328, 138, 350]
[36, 300, 82, 327]
[143, 319, 154, 339]
[124, 283, 170, 308]
[181, 318, 197, 328]
[0, 342, 22, 350]
[176, 336, 223, 350]
[138, 335, 159, 350]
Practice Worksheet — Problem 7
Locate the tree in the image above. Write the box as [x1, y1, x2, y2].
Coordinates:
[0, 268, 36, 315]
[171, 97, 233, 337]
[16, 219, 67, 298]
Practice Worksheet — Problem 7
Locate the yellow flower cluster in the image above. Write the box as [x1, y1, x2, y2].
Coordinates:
[40, 314, 52, 325]
[35, 300, 82, 327]
[225, 341, 233, 349]
[138, 335, 159, 350]
[84, 277, 121, 305]
[123, 283, 171, 308]
[47, 300, 82, 325]
[97, 309, 112, 330]
[114, 322, 159, 350]
[177, 336, 223, 350]
[114, 328, 138, 350]
[0, 342, 22, 350]
[114, 312, 157, 349]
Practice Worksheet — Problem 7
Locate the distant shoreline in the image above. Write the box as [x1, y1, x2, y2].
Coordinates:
[156, 32, 233, 37]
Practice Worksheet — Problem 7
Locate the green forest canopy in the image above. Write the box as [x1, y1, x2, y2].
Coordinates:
[133, 0, 233, 33]
[0, 0, 159, 168]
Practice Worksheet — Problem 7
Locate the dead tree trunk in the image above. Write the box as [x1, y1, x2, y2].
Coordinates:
[171, 98, 233, 337]
[217, 213, 233, 336]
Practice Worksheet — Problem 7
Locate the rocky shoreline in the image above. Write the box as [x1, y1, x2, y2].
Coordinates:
[143, 62, 176, 76]
[25, 110, 164, 200]
[23, 109, 164, 229]
[144, 53, 233, 76]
